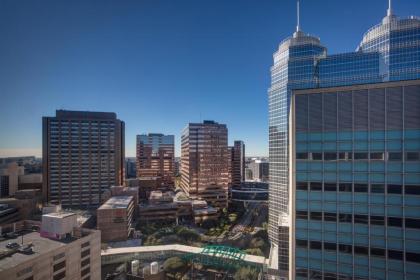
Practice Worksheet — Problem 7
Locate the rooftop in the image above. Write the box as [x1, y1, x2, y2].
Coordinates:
[43, 212, 76, 219]
[99, 196, 133, 210]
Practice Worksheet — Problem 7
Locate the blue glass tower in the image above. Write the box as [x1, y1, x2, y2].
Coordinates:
[268, 2, 420, 279]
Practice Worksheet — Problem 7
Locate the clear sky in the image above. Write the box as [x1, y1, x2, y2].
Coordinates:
[0, 0, 419, 158]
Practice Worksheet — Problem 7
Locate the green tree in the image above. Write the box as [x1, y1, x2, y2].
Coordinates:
[244, 248, 264, 256]
[163, 257, 187, 273]
[234, 266, 259, 280]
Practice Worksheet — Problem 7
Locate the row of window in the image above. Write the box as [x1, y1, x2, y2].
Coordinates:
[297, 182, 420, 195]
[296, 239, 420, 263]
[296, 211, 420, 229]
[296, 151, 420, 161]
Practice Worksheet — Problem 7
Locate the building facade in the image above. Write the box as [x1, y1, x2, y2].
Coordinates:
[229, 141, 245, 187]
[136, 133, 175, 186]
[248, 159, 269, 182]
[180, 121, 229, 209]
[0, 162, 24, 197]
[43, 110, 125, 207]
[268, 4, 420, 279]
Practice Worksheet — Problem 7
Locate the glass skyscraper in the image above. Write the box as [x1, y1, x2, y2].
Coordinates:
[268, 4, 420, 279]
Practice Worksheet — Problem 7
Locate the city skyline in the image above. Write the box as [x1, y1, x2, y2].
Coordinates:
[1, 0, 420, 158]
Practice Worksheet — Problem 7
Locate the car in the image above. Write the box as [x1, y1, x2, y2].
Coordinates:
[6, 242, 20, 249]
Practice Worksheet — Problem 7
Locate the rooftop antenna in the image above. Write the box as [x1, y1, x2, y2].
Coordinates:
[296, 0, 301, 32]
[387, 0, 393, 16]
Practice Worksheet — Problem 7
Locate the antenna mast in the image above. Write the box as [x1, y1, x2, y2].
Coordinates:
[296, 0, 301, 32]
[387, 0, 393, 16]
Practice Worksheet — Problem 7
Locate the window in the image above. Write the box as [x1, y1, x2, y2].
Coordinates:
[324, 212, 337, 222]
[370, 184, 384, 193]
[296, 182, 308, 191]
[388, 250, 404, 260]
[310, 241, 322, 250]
[387, 184, 402, 194]
[53, 252, 65, 261]
[324, 152, 337, 161]
[339, 244, 352, 254]
[310, 212, 322, 221]
[338, 152, 347, 160]
[388, 152, 402, 161]
[296, 153, 308, 160]
[324, 183, 336, 191]
[81, 258, 90, 267]
[370, 152, 384, 160]
[53, 261, 66, 272]
[339, 183, 352, 192]
[324, 242, 337, 251]
[296, 211, 308, 220]
[354, 246, 369, 255]
[405, 185, 420, 195]
[354, 215, 368, 224]
[370, 216, 385, 226]
[296, 239, 308, 248]
[81, 267, 90, 277]
[406, 152, 420, 161]
[406, 252, 420, 263]
[339, 214, 352, 223]
[354, 184, 368, 192]
[388, 217, 403, 227]
[354, 152, 368, 160]
[310, 182, 322, 191]
[81, 249, 90, 258]
[81, 241, 90, 248]
[370, 248, 385, 257]
[312, 153, 323, 160]
[53, 271, 65, 280]
[405, 218, 420, 229]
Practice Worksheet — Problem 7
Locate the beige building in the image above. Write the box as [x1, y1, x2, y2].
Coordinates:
[0, 162, 24, 197]
[0, 213, 101, 280]
[180, 121, 229, 209]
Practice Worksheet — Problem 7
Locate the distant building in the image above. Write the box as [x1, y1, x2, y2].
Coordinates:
[0, 212, 101, 280]
[0, 203, 20, 225]
[229, 141, 245, 187]
[136, 133, 175, 186]
[97, 196, 134, 242]
[43, 110, 125, 207]
[0, 162, 24, 197]
[18, 174, 42, 191]
[248, 160, 269, 182]
[125, 158, 137, 179]
[180, 121, 229, 209]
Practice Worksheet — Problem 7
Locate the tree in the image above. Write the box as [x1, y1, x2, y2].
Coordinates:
[234, 266, 259, 280]
[163, 257, 187, 273]
[244, 248, 264, 256]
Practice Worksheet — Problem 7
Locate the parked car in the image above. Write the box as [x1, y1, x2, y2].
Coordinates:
[6, 242, 20, 249]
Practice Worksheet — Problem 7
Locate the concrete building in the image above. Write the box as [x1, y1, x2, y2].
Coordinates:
[268, 2, 420, 279]
[43, 110, 125, 207]
[97, 196, 134, 242]
[229, 141, 245, 187]
[18, 174, 42, 191]
[0, 213, 101, 280]
[136, 133, 175, 186]
[248, 160, 269, 182]
[180, 121, 229, 209]
[0, 162, 24, 197]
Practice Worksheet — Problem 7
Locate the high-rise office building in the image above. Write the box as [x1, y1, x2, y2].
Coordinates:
[43, 110, 125, 207]
[248, 159, 269, 182]
[229, 141, 245, 187]
[268, 2, 420, 279]
[136, 133, 175, 186]
[180, 121, 229, 209]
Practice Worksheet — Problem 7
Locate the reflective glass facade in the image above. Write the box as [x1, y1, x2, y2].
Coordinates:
[268, 12, 420, 277]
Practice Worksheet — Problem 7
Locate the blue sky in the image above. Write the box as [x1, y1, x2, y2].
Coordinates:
[0, 0, 419, 157]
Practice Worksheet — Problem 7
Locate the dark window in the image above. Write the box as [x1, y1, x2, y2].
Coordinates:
[370, 216, 385, 226]
[310, 182, 322, 191]
[388, 250, 404, 260]
[324, 152, 337, 161]
[371, 247, 385, 257]
[81, 267, 90, 277]
[310, 212, 322, 221]
[387, 184, 402, 194]
[406, 152, 420, 161]
[405, 218, 420, 229]
[53, 271, 65, 280]
[406, 252, 420, 263]
[405, 185, 420, 195]
[81, 242, 90, 248]
[324, 212, 337, 222]
[296, 182, 308, 191]
[354, 215, 368, 224]
[339, 244, 352, 254]
[354, 246, 369, 255]
[354, 184, 368, 192]
[296, 152, 308, 160]
[370, 184, 385, 193]
[324, 273, 337, 280]
[354, 152, 368, 160]
[338, 152, 346, 160]
[312, 153, 323, 160]
[310, 241, 322, 250]
[370, 152, 384, 160]
[296, 268, 308, 277]
[347, 152, 353, 160]
[324, 242, 337, 251]
[388, 217, 403, 227]
[81, 249, 90, 258]
[81, 258, 90, 267]
[339, 183, 352, 192]
[296, 239, 308, 248]
[324, 183, 337, 191]
[388, 152, 402, 161]
[296, 211, 308, 220]
[53, 261, 66, 272]
[339, 214, 352, 223]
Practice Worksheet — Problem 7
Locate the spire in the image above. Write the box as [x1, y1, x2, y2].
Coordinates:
[296, 0, 301, 32]
[387, 0, 393, 16]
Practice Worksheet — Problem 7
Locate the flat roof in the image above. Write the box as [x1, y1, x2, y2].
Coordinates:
[99, 196, 133, 210]
[0, 231, 73, 271]
[43, 212, 76, 218]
